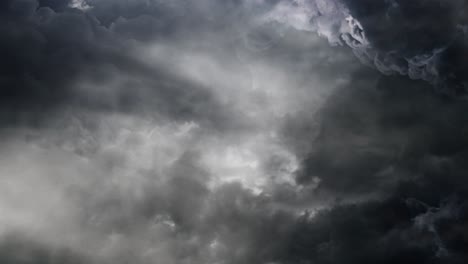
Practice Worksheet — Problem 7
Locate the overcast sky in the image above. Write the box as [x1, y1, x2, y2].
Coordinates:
[1, 0, 468, 263]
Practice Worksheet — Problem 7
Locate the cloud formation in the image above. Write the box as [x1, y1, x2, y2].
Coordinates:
[265, 0, 468, 94]
[0, 0, 467, 264]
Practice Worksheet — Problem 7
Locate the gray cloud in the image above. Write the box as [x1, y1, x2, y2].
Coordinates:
[1, 0, 468, 264]
[285, 69, 468, 263]
[265, 0, 468, 94]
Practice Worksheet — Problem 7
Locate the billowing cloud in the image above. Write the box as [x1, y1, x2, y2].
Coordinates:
[264, 0, 468, 94]
[0, 0, 467, 264]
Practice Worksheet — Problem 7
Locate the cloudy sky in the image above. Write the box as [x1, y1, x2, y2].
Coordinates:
[1, 0, 468, 263]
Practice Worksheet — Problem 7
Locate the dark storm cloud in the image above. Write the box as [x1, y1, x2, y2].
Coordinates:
[342, 0, 468, 93]
[280, 67, 468, 263]
[294, 69, 468, 197]
[2, 0, 468, 264]
[0, 0, 250, 131]
[267, 0, 468, 93]
[0, 0, 117, 123]
[38, 0, 72, 10]
[0, 1, 299, 262]
[282, 195, 468, 264]
[0, 0, 106, 89]
[345, 0, 468, 93]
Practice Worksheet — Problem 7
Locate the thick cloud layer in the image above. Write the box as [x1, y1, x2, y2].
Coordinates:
[1, 0, 468, 264]
[265, 0, 468, 94]
[289, 72, 468, 263]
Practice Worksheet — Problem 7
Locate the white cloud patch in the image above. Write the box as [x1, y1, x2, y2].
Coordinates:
[70, 0, 92, 11]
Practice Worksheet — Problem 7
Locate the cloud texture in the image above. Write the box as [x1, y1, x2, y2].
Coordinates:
[0, 0, 468, 264]
[265, 0, 468, 93]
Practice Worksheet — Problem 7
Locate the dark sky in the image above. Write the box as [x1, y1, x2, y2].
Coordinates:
[0, 0, 468, 263]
